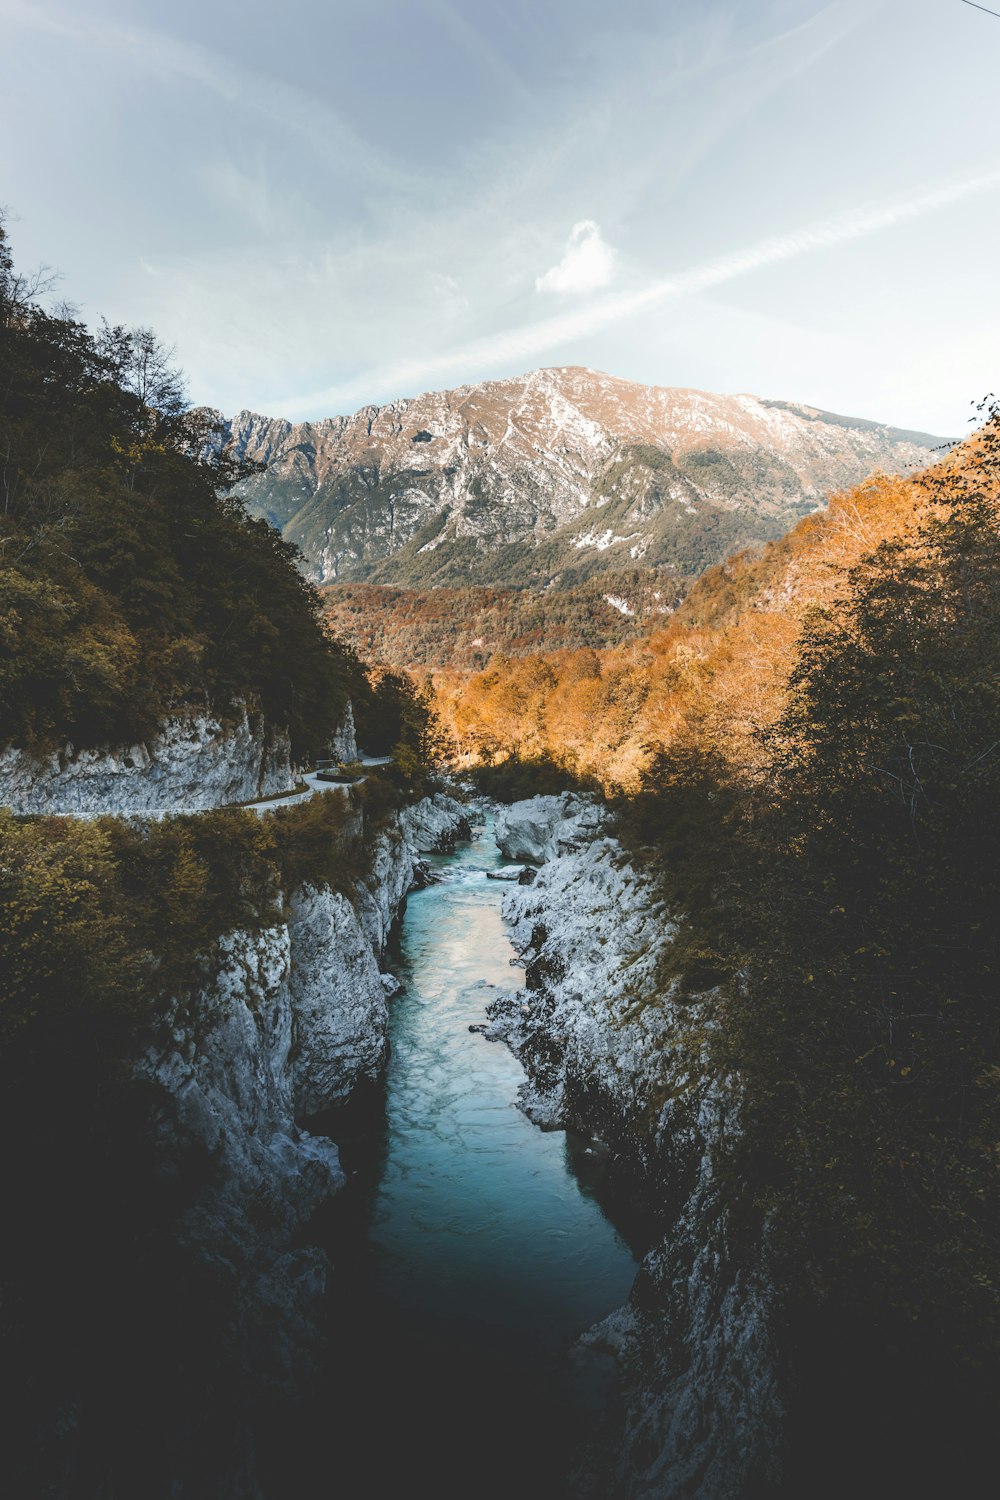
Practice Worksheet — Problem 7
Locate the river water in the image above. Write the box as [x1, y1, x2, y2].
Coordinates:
[319, 817, 638, 1497]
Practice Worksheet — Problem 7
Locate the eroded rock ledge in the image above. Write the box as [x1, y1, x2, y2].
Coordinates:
[489, 794, 783, 1499]
[0, 703, 295, 815]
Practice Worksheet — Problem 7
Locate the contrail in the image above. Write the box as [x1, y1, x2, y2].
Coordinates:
[959, 1, 1000, 21]
[289, 166, 1000, 415]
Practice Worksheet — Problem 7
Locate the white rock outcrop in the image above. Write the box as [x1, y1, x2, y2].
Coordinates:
[488, 797, 783, 1499]
[329, 699, 359, 762]
[400, 791, 473, 853]
[146, 792, 470, 1262]
[0, 704, 294, 815]
[494, 791, 605, 864]
[48, 787, 466, 1494]
[149, 923, 346, 1259]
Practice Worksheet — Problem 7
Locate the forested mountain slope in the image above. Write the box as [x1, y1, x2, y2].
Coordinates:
[211, 366, 946, 589]
[0, 218, 458, 1497]
[0, 220, 358, 766]
[464, 415, 1000, 1495]
[433, 451, 947, 783]
[319, 570, 683, 671]
[629, 417, 1000, 1496]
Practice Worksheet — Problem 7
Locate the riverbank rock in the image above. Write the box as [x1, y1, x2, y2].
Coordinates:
[150, 791, 471, 1177]
[139, 790, 472, 1396]
[492, 796, 784, 1498]
[286, 883, 391, 1117]
[399, 791, 472, 852]
[494, 792, 606, 863]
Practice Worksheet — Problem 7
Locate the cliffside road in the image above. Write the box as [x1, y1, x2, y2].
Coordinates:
[246, 757, 394, 816]
[243, 771, 344, 815]
[3, 755, 397, 821]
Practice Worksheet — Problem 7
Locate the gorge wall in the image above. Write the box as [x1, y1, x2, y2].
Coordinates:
[93, 790, 471, 1495]
[0, 699, 364, 816]
[0, 703, 296, 816]
[147, 791, 469, 1280]
[489, 795, 782, 1498]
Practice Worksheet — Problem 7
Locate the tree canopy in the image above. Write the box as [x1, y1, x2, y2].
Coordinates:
[0, 216, 360, 762]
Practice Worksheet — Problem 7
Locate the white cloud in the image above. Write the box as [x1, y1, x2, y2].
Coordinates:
[535, 220, 617, 295]
[281, 165, 1000, 417]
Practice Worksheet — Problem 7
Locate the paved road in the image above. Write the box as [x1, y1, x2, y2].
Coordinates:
[32, 756, 397, 820]
[247, 770, 354, 815]
[243, 757, 394, 816]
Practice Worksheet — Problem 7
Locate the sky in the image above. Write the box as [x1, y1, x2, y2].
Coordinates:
[1, 0, 998, 434]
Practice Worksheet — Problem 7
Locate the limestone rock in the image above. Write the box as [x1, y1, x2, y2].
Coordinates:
[143, 790, 471, 1269]
[492, 797, 783, 1497]
[494, 792, 605, 863]
[0, 704, 294, 815]
[285, 884, 390, 1117]
[329, 699, 358, 762]
[399, 791, 472, 852]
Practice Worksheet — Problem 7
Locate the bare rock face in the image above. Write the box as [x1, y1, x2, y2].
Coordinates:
[149, 922, 346, 1257]
[127, 788, 470, 1476]
[494, 792, 606, 863]
[489, 798, 783, 1498]
[0, 701, 368, 817]
[205, 366, 948, 587]
[146, 792, 471, 1260]
[329, 699, 358, 762]
[0, 705, 294, 815]
[399, 791, 473, 852]
[149, 796, 466, 1213]
[284, 884, 390, 1118]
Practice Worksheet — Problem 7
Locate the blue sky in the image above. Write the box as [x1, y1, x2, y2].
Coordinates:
[2, 0, 998, 432]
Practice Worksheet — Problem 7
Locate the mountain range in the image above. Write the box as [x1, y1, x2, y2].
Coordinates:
[209, 367, 948, 590]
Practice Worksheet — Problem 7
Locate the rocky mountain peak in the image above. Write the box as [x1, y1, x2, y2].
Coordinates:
[213, 367, 949, 588]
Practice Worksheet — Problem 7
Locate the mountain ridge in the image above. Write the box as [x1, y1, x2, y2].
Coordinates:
[206, 366, 949, 589]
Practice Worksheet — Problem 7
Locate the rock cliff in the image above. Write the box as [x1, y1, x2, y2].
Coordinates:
[0, 704, 294, 816]
[495, 791, 607, 864]
[490, 795, 782, 1498]
[131, 789, 470, 1486]
[329, 699, 359, 763]
[0, 700, 370, 816]
[207, 366, 947, 587]
[147, 791, 470, 1267]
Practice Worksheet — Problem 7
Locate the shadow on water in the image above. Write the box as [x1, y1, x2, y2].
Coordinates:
[272, 819, 641, 1499]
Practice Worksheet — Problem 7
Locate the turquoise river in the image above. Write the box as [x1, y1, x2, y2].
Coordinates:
[312, 815, 640, 1498]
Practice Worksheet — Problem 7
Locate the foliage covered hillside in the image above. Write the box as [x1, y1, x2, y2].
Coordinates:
[450, 414, 1000, 1485]
[0, 220, 358, 762]
[619, 417, 1000, 1492]
[432, 458, 938, 784]
[321, 570, 686, 672]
